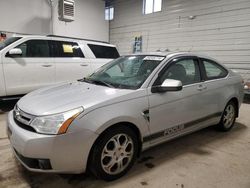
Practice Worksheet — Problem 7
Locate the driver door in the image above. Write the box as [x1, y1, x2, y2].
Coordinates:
[2, 39, 55, 95]
[146, 56, 209, 144]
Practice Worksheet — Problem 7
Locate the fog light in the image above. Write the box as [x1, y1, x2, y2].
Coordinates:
[38, 159, 52, 170]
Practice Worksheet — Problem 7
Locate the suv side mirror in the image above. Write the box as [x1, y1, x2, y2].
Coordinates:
[152, 79, 183, 93]
[7, 48, 22, 57]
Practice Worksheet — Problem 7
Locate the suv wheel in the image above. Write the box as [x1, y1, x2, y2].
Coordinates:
[89, 126, 138, 181]
[218, 101, 237, 131]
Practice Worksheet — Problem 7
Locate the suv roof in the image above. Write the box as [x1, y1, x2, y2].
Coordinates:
[13, 34, 110, 45]
[46, 35, 110, 44]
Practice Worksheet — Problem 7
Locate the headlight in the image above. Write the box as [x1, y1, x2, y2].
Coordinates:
[30, 107, 83, 135]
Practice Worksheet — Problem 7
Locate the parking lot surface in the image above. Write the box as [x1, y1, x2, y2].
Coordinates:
[0, 100, 250, 188]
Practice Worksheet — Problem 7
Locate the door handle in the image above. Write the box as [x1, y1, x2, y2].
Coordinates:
[80, 64, 88, 67]
[42, 65, 52, 67]
[197, 85, 207, 91]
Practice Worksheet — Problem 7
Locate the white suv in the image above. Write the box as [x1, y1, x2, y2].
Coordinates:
[0, 35, 119, 101]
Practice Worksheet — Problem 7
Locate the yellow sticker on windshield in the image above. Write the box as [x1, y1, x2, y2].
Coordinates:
[63, 44, 73, 53]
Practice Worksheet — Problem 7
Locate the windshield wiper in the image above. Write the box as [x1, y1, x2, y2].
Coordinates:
[79, 78, 114, 88]
[78, 77, 91, 83]
[92, 79, 115, 88]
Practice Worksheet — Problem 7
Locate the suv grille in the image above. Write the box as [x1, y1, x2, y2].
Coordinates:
[13, 106, 36, 133]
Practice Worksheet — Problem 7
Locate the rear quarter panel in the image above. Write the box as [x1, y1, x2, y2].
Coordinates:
[90, 58, 112, 73]
[79, 41, 113, 73]
[219, 72, 244, 112]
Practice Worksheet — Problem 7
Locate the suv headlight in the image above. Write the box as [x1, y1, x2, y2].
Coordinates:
[30, 107, 83, 135]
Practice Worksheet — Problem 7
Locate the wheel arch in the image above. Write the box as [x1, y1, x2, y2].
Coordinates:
[86, 121, 143, 173]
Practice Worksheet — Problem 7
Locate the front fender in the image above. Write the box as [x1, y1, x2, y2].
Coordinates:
[74, 96, 150, 140]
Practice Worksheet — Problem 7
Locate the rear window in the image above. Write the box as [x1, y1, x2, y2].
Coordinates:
[88, 44, 120, 59]
[202, 58, 228, 80]
[52, 41, 84, 58]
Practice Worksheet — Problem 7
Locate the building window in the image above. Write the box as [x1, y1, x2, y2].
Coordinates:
[105, 6, 114, 20]
[143, 0, 162, 14]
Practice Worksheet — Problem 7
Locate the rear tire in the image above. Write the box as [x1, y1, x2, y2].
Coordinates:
[89, 126, 138, 181]
[217, 101, 237, 131]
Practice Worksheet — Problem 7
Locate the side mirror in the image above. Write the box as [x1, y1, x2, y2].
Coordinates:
[152, 79, 183, 93]
[7, 48, 22, 57]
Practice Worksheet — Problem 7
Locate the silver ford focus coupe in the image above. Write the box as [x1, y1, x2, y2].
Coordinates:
[7, 52, 244, 181]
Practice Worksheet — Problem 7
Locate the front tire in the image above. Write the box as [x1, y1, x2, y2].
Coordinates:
[89, 126, 138, 181]
[217, 101, 237, 131]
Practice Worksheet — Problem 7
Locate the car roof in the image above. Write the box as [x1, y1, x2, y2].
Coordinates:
[127, 51, 230, 71]
[127, 52, 219, 61]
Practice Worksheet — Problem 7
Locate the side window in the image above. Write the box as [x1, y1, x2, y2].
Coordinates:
[16, 40, 50, 57]
[53, 41, 84, 58]
[88, 44, 120, 59]
[202, 59, 228, 80]
[159, 58, 201, 85]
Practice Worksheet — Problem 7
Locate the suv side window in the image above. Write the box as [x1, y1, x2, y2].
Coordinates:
[88, 44, 120, 59]
[202, 58, 228, 80]
[16, 40, 50, 57]
[159, 58, 201, 86]
[52, 41, 84, 58]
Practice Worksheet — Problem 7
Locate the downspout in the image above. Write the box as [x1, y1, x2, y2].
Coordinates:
[48, 0, 54, 35]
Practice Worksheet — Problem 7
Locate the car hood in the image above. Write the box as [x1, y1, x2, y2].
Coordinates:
[17, 81, 138, 116]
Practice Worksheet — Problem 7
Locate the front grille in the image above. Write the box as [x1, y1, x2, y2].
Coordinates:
[19, 115, 30, 122]
[14, 118, 36, 133]
[13, 106, 36, 133]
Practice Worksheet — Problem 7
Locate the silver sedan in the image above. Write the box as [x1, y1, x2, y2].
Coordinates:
[7, 52, 244, 181]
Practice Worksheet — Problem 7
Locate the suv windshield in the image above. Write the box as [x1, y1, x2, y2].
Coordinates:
[83, 55, 165, 89]
[0, 37, 21, 51]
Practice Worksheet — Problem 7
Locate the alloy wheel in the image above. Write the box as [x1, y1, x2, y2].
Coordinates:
[101, 134, 134, 175]
[223, 104, 235, 129]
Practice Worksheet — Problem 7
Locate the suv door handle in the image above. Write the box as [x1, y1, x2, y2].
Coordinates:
[197, 84, 207, 91]
[80, 64, 88, 67]
[42, 65, 52, 67]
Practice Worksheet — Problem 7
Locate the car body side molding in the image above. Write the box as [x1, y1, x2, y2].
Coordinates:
[143, 112, 222, 142]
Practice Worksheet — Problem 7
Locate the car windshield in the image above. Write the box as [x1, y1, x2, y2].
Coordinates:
[82, 55, 165, 89]
[0, 37, 21, 51]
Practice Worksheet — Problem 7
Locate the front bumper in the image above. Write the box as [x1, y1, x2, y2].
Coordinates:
[7, 110, 98, 174]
